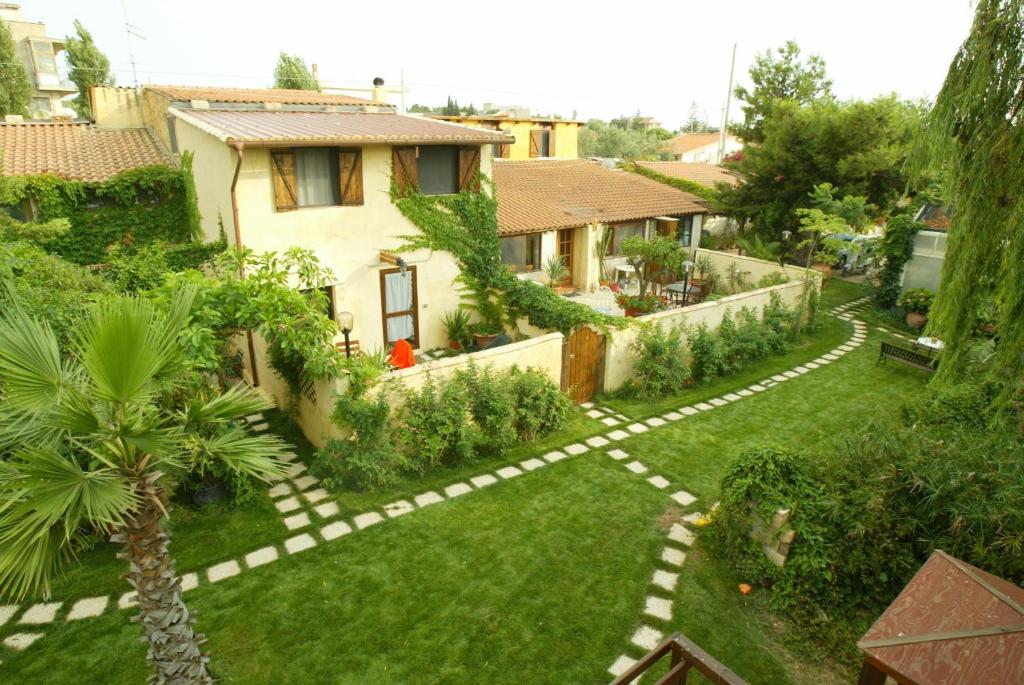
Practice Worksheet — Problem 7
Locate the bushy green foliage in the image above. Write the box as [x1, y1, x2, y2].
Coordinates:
[105, 239, 226, 293]
[64, 20, 114, 117]
[762, 292, 796, 352]
[456, 362, 519, 453]
[629, 323, 691, 398]
[316, 392, 407, 490]
[756, 271, 789, 288]
[272, 52, 319, 90]
[510, 367, 572, 441]
[872, 214, 923, 308]
[897, 287, 934, 314]
[0, 21, 30, 117]
[624, 162, 716, 202]
[688, 323, 727, 382]
[400, 375, 477, 469]
[578, 119, 674, 160]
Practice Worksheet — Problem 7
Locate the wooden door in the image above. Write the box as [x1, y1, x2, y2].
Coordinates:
[561, 327, 606, 403]
[557, 228, 574, 285]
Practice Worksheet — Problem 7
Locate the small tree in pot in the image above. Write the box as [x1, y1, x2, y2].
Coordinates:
[898, 288, 934, 330]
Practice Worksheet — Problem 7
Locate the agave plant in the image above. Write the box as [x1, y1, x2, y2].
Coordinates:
[0, 286, 290, 684]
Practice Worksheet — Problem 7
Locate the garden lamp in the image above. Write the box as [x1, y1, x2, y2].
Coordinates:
[682, 259, 694, 301]
[780, 231, 792, 267]
[396, 257, 408, 275]
[337, 310, 354, 358]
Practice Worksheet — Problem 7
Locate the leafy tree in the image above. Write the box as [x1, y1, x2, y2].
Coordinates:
[272, 52, 318, 90]
[0, 287, 289, 684]
[578, 119, 671, 160]
[0, 21, 30, 117]
[64, 19, 114, 117]
[462, 102, 478, 116]
[442, 96, 460, 116]
[620, 235, 685, 297]
[734, 40, 832, 143]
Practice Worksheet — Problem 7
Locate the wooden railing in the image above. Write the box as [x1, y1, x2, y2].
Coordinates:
[609, 633, 750, 685]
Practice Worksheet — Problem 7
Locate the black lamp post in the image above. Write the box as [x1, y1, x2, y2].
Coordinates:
[682, 259, 694, 303]
[338, 310, 354, 358]
[780, 230, 792, 268]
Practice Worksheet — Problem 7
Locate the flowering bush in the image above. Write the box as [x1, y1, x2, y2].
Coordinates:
[898, 288, 934, 314]
[616, 292, 660, 315]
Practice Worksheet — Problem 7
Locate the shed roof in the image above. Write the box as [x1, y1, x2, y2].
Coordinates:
[858, 550, 1024, 685]
[493, 159, 707, 236]
[0, 122, 171, 182]
[146, 84, 377, 107]
[172, 109, 514, 146]
[662, 133, 724, 155]
[635, 161, 741, 188]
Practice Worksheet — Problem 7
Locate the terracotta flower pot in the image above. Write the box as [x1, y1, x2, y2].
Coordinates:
[906, 311, 927, 330]
[473, 333, 498, 348]
[448, 340, 462, 351]
[624, 307, 642, 318]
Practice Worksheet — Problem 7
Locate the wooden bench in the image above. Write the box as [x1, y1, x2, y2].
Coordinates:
[877, 341, 935, 372]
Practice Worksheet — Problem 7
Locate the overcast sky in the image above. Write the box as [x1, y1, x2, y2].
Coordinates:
[25, 0, 974, 128]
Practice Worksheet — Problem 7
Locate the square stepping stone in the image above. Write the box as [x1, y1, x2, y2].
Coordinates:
[285, 533, 317, 554]
[520, 458, 546, 471]
[244, 413, 264, 423]
[471, 474, 498, 487]
[585, 409, 604, 419]
[585, 435, 610, 448]
[608, 448, 629, 460]
[303, 488, 329, 503]
[384, 500, 414, 517]
[66, 596, 108, 621]
[625, 461, 648, 474]
[782, 370, 799, 379]
[4, 633, 43, 651]
[670, 490, 697, 506]
[180, 573, 199, 592]
[608, 655, 637, 678]
[320, 520, 353, 541]
[838, 344, 854, 351]
[274, 496, 300, 513]
[278, 452, 297, 463]
[600, 416, 620, 426]
[644, 596, 673, 621]
[284, 513, 310, 530]
[723, 393, 741, 402]
[822, 353, 838, 360]
[19, 602, 61, 625]
[645, 417, 666, 428]
[771, 374, 788, 382]
[794, 366, 810, 374]
[652, 569, 679, 592]
[543, 450, 567, 463]
[117, 592, 137, 610]
[245, 546, 278, 568]
[626, 422, 648, 434]
[207, 560, 241, 583]
[0, 605, 17, 627]
[354, 512, 384, 529]
[669, 524, 695, 546]
[804, 362, 819, 369]
[680, 406, 699, 415]
[314, 501, 340, 519]
[663, 411, 682, 421]
[268, 482, 292, 498]
[694, 402, 713, 411]
[607, 429, 630, 441]
[564, 443, 588, 455]
[285, 463, 307, 478]
[414, 491, 444, 507]
[661, 547, 686, 567]
[709, 398, 728, 407]
[496, 466, 523, 479]
[647, 475, 670, 489]
[293, 475, 319, 490]
[631, 625, 664, 651]
[445, 483, 472, 498]
[580, 401, 595, 409]
[614, 414, 629, 422]
[749, 384, 766, 392]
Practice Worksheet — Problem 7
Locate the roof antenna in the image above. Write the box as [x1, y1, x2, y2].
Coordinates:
[121, 0, 146, 88]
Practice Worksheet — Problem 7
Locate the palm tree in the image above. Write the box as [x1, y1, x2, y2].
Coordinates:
[0, 287, 290, 684]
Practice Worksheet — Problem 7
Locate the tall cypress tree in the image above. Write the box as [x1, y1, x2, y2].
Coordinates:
[65, 19, 114, 117]
[0, 21, 31, 117]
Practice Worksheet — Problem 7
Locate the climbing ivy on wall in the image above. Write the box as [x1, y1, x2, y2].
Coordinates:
[871, 214, 922, 309]
[391, 175, 623, 335]
[0, 151, 202, 266]
[622, 161, 717, 202]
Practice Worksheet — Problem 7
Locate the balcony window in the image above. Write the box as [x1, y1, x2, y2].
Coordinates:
[500, 234, 542, 273]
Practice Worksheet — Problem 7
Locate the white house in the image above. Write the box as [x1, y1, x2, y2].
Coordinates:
[662, 132, 742, 163]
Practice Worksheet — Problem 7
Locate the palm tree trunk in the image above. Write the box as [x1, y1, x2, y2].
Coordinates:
[113, 490, 214, 685]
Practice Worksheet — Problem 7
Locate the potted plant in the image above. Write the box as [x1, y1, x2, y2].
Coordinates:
[470, 320, 502, 347]
[441, 308, 471, 351]
[898, 288, 934, 329]
[544, 255, 569, 290]
[616, 292, 660, 317]
[691, 253, 718, 292]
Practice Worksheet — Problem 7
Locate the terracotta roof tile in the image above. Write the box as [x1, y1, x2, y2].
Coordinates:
[0, 122, 171, 182]
[636, 161, 741, 188]
[174, 110, 513, 145]
[146, 85, 377, 107]
[494, 159, 707, 236]
[663, 132, 724, 155]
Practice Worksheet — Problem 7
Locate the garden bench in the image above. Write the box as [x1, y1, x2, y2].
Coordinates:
[877, 341, 935, 372]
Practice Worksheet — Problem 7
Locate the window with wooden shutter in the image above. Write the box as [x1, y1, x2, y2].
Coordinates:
[529, 130, 541, 158]
[458, 146, 481, 192]
[338, 149, 363, 206]
[392, 146, 419, 196]
[271, 149, 298, 212]
[548, 128, 557, 157]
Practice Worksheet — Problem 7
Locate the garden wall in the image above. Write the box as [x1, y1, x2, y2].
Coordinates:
[695, 248, 809, 283]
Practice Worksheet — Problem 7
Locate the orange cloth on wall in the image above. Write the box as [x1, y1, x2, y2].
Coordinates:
[389, 339, 415, 369]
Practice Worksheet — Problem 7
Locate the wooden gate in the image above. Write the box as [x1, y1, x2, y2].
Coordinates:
[562, 327, 606, 403]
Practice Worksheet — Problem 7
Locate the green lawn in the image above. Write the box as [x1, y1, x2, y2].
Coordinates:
[0, 283, 929, 684]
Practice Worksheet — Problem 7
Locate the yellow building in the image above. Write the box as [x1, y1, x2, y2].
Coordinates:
[428, 114, 581, 159]
[0, 3, 76, 118]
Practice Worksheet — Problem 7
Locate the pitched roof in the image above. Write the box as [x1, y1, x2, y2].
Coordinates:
[636, 161, 741, 188]
[145, 85, 377, 107]
[172, 109, 513, 145]
[0, 122, 171, 182]
[663, 132, 725, 155]
[493, 159, 707, 236]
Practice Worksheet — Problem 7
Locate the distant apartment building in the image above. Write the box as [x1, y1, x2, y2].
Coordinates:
[427, 113, 581, 159]
[0, 3, 76, 118]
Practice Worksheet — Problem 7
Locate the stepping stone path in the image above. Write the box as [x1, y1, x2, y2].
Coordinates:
[580, 404, 628, 426]
[66, 597, 108, 621]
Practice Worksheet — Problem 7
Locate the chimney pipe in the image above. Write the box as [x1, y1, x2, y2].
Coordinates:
[372, 77, 386, 104]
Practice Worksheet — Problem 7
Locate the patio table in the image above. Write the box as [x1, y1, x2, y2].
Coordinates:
[912, 336, 945, 357]
[665, 282, 690, 305]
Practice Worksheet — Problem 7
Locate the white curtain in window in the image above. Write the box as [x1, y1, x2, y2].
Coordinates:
[295, 149, 334, 206]
[384, 272, 414, 343]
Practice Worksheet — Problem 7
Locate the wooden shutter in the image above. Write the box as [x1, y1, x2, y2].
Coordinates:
[656, 217, 679, 237]
[393, 146, 419, 196]
[500, 143, 511, 159]
[270, 149, 298, 212]
[338, 149, 363, 206]
[529, 130, 541, 158]
[547, 128, 557, 157]
[458, 146, 481, 192]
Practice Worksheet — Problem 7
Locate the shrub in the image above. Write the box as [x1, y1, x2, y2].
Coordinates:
[456, 362, 518, 453]
[897, 287, 934, 314]
[511, 367, 572, 441]
[629, 323, 691, 398]
[761, 292, 794, 353]
[732, 307, 774, 363]
[313, 392, 407, 490]
[400, 375, 477, 469]
[688, 323, 727, 381]
[757, 271, 789, 288]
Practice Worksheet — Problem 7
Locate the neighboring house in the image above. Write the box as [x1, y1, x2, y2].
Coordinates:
[902, 202, 949, 292]
[0, 3, 76, 118]
[493, 159, 708, 292]
[427, 114, 581, 159]
[91, 85, 512, 381]
[662, 132, 741, 163]
[635, 161, 742, 243]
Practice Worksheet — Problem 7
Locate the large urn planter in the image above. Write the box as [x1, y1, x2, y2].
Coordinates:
[905, 311, 927, 330]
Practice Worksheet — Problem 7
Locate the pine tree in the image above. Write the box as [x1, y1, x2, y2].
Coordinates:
[272, 52, 318, 90]
[65, 20, 114, 117]
[0, 21, 31, 117]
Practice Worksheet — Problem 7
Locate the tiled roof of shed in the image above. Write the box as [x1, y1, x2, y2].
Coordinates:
[494, 159, 707, 236]
[0, 122, 171, 182]
[636, 161, 741, 188]
[146, 85, 377, 107]
[662, 133, 724, 155]
[173, 110, 514, 145]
